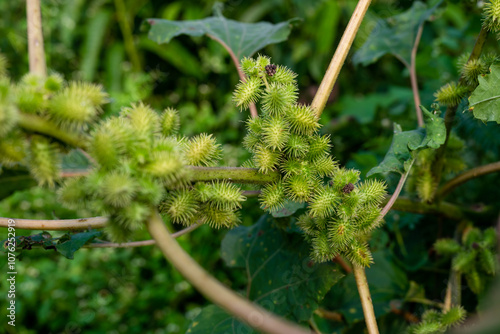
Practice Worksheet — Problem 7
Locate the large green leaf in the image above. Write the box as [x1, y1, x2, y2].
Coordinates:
[353, 1, 442, 66]
[367, 106, 445, 176]
[187, 215, 343, 333]
[469, 65, 500, 124]
[56, 231, 101, 259]
[147, 7, 298, 59]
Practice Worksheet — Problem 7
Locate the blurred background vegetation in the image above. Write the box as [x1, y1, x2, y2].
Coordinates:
[1, 0, 499, 333]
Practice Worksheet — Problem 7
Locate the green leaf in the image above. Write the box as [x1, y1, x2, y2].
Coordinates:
[367, 107, 445, 176]
[187, 215, 343, 333]
[469, 65, 500, 124]
[147, 9, 299, 59]
[271, 200, 306, 218]
[56, 231, 101, 259]
[0, 168, 36, 201]
[353, 1, 442, 66]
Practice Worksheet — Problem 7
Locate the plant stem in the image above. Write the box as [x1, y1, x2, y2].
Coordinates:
[353, 265, 379, 334]
[18, 113, 87, 149]
[437, 161, 500, 199]
[207, 33, 258, 118]
[311, 0, 372, 117]
[389, 197, 464, 220]
[0, 216, 107, 231]
[410, 25, 424, 127]
[146, 210, 311, 334]
[114, 0, 142, 72]
[443, 270, 461, 311]
[26, 0, 46, 77]
[379, 159, 414, 219]
[432, 27, 488, 183]
[188, 166, 280, 184]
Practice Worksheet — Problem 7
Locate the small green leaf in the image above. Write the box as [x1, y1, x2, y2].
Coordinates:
[271, 200, 306, 218]
[469, 65, 500, 124]
[353, 1, 442, 66]
[56, 231, 101, 259]
[147, 10, 299, 59]
[367, 107, 445, 176]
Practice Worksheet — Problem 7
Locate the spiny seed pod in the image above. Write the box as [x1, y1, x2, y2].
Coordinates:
[434, 82, 467, 106]
[184, 133, 221, 166]
[286, 104, 320, 136]
[441, 306, 466, 328]
[29, 136, 61, 187]
[123, 102, 161, 140]
[246, 116, 264, 134]
[0, 135, 27, 165]
[242, 132, 261, 153]
[328, 219, 354, 248]
[421, 309, 441, 323]
[346, 239, 373, 267]
[280, 159, 304, 177]
[309, 186, 339, 218]
[410, 321, 443, 334]
[285, 134, 309, 158]
[240, 57, 259, 76]
[105, 220, 134, 243]
[199, 205, 240, 228]
[461, 59, 488, 87]
[135, 176, 165, 205]
[353, 205, 382, 233]
[312, 155, 337, 177]
[44, 73, 64, 93]
[199, 181, 246, 211]
[90, 117, 132, 169]
[145, 151, 185, 186]
[479, 248, 496, 275]
[117, 201, 150, 230]
[99, 171, 137, 208]
[261, 82, 297, 116]
[161, 108, 180, 136]
[162, 190, 198, 225]
[0, 102, 18, 137]
[58, 178, 88, 210]
[49, 91, 96, 128]
[357, 179, 387, 205]
[15, 86, 45, 113]
[262, 116, 289, 150]
[483, 0, 500, 32]
[307, 135, 331, 159]
[465, 269, 482, 294]
[66, 81, 108, 108]
[20, 73, 44, 88]
[233, 76, 262, 111]
[260, 181, 286, 212]
[297, 213, 317, 236]
[269, 65, 297, 85]
[330, 168, 360, 191]
[452, 251, 477, 272]
[286, 174, 312, 202]
[482, 227, 497, 248]
[312, 233, 336, 263]
[253, 145, 280, 173]
[256, 54, 271, 69]
[463, 227, 482, 248]
[434, 238, 461, 256]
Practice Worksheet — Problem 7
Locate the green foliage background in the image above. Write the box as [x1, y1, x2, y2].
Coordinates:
[1, 0, 500, 333]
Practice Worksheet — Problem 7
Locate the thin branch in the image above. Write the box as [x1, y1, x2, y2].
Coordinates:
[188, 166, 280, 184]
[314, 308, 343, 322]
[406, 297, 445, 309]
[146, 210, 312, 334]
[379, 159, 414, 220]
[207, 34, 258, 118]
[353, 265, 379, 334]
[0, 216, 107, 231]
[410, 24, 424, 127]
[333, 255, 352, 273]
[432, 27, 489, 183]
[26, 0, 46, 77]
[84, 224, 200, 248]
[437, 161, 500, 199]
[311, 0, 372, 117]
[114, 0, 142, 72]
[388, 197, 464, 220]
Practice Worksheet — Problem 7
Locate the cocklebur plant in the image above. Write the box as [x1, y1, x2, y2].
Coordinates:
[434, 226, 497, 294]
[407, 306, 466, 334]
[59, 103, 245, 241]
[233, 56, 387, 267]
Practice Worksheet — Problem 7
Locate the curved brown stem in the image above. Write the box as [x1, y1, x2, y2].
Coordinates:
[353, 265, 379, 334]
[26, 0, 46, 77]
[146, 210, 311, 334]
[0, 216, 107, 231]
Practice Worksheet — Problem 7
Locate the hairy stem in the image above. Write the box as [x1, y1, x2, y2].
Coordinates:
[437, 161, 500, 199]
[353, 265, 379, 334]
[188, 166, 279, 184]
[114, 0, 142, 72]
[146, 210, 311, 334]
[18, 113, 87, 149]
[411, 25, 424, 127]
[432, 27, 488, 184]
[311, 0, 372, 117]
[26, 0, 46, 77]
[207, 34, 258, 118]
